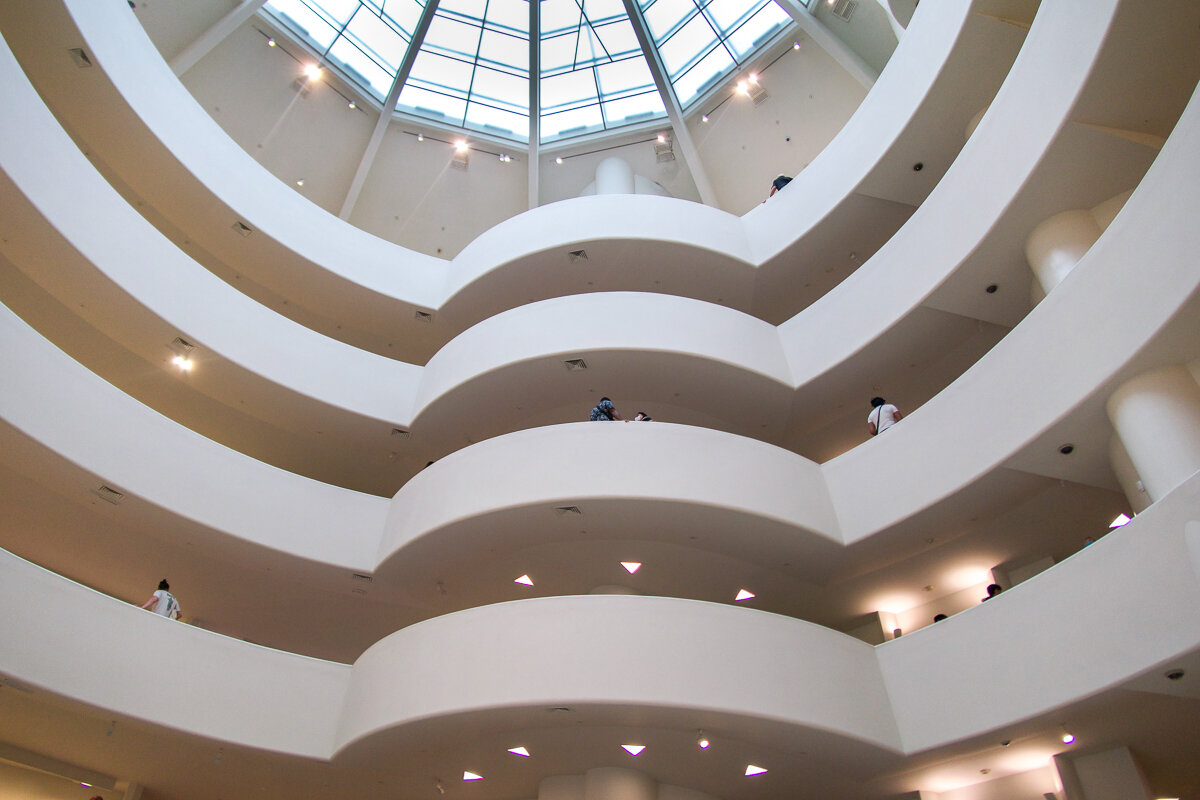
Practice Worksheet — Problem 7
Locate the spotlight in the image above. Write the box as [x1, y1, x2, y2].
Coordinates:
[697, 732, 710, 749]
[701, 114, 709, 122]
[455, 140, 469, 153]
[267, 38, 276, 47]
[735, 80, 749, 95]
[303, 63, 322, 80]
[417, 133, 424, 142]
[1061, 726, 1075, 745]
[793, 41, 801, 49]
[556, 156, 564, 165]
[348, 100, 356, 109]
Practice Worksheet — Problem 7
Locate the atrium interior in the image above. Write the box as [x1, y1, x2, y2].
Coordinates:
[1, 0, 1200, 799]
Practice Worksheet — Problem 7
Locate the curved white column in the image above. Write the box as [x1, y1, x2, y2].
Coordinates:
[1106, 364, 1200, 501]
[595, 157, 637, 195]
[1108, 433, 1151, 513]
[1024, 190, 1131, 295]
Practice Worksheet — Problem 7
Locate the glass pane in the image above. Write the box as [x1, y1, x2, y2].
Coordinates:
[398, 84, 468, 123]
[671, 43, 733, 105]
[541, 69, 598, 111]
[408, 50, 475, 97]
[595, 57, 653, 98]
[380, 0, 425, 38]
[542, 105, 603, 138]
[266, 0, 340, 49]
[593, 19, 639, 58]
[488, 0, 531, 32]
[540, 0, 582, 33]
[479, 29, 528, 72]
[640, 0, 693, 41]
[582, 0, 625, 22]
[725, 4, 788, 58]
[465, 103, 529, 138]
[344, 7, 410, 71]
[423, 15, 484, 58]
[328, 37, 394, 97]
[602, 91, 665, 125]
[574, 25, 608, 65]
[439, 0, 488, 19]
[703, 0, 752, 33]
[540, 33, 577, 73]
[470, 65, 528, 112]
[315, 0, 362, 24]
[657, 12, 719, 77]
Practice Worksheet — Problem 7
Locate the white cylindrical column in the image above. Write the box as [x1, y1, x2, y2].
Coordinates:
[1025, 209, 1102, 294]
[595, 157, 636, 195]
[1025, 190, 1132, 295]
[585, 767, 655, 800]
[1106, 364, 1200, 502]
[1107, 434, 1150, 513]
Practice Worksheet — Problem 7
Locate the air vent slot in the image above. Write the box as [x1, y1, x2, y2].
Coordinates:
[830, 0, 857, 21]
[554, 505, 582, 516]
[91, 485, 124, 505]
[414, 310, 433, 323]
[231, 220, 253, 237]
[351, 572, 374, 583]
[67, 48, 92, 68]
[568, 249, 588, 262]
[563, 359, 588, 371]
[391, 428, 410, 439]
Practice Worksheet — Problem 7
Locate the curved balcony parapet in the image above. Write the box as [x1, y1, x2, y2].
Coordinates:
[2, 470, 1199, 766]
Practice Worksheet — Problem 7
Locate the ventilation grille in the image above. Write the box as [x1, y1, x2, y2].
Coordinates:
[67, 48, 92, 68]
[568, 249, 588, 263]
[830, 0, 857, 21]
[169, 336, 195, 355]
[391, 428, 411, 439]
[554, 505, 582, 516]
[351, 572, 374, 583]
[91, 485, 124, 505]
[563, 359, 588, 371]
[231, 220, 253, 237]
[414, 310, 433, 323]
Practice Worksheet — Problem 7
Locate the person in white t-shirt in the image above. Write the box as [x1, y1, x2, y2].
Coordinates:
[139, 579, 181, 620]
[868, 396, 902, 436]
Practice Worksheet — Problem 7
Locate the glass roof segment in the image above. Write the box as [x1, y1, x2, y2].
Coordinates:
[261, 0, 794, 143]
[398, 0, 531, 140]
[265, 0, 428, 100]
[636, 0, 790, 107]
[539, 0, 667, 143]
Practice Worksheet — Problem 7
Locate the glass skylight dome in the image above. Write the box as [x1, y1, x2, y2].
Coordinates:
[263, 0, 794, 143]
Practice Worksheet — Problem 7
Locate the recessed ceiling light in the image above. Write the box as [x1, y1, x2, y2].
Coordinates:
[171, 355, 193, 371]
[303, 63, 321, 80]
[348, 101, 356, 109]
[621, 744, 645, 756]
[793, 41, 801, 49]
[417, 133, 424, 142]
[735, 589, 755, 601]
[463, 771, 483, 781]
[1109, 513, 1131, 527]
[735, 80, 749, 95]
[745, 764, 768, 776]
[1061, 726, 1075, 744]
[621, 562, 641, 574]
[455, 140, 469, 153]
[701, 114, 709, 122]
[267, 38, 276, 47]
[656, 133, 667, 143]
[514, 575, 534, 586]
[296, 179, 305, 186]
[697, 732, 710, 749]
[556, 156, 564, 164]
[508, 746, 530, 757]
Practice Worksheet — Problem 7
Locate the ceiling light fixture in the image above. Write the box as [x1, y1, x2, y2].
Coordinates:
[267, 38, 276, 47]
[171, 355, 193, 371]
[621, 561, 641, 574]
[697, 732, 710, 749]
[745, 764, 768, 776]
[1060, 726, 1075, 744]
[417, 133, 424, 142]
[508, 746, 531, 757]
[303, 63, 321, 80]
[735, 589, 755, 601]
[348, 101, 356, 109]
[556, 156, 564, 165]
[621, 744, 645, 756]
[514, 575, 534, 586]
[793, 41, 801, 49]
[463, 771, 483, 781]
[455, 140, 469, 153]
[701, 114, 709, 122]
[1109, 513, 1131, 527]
[296, 179, 305, 186]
